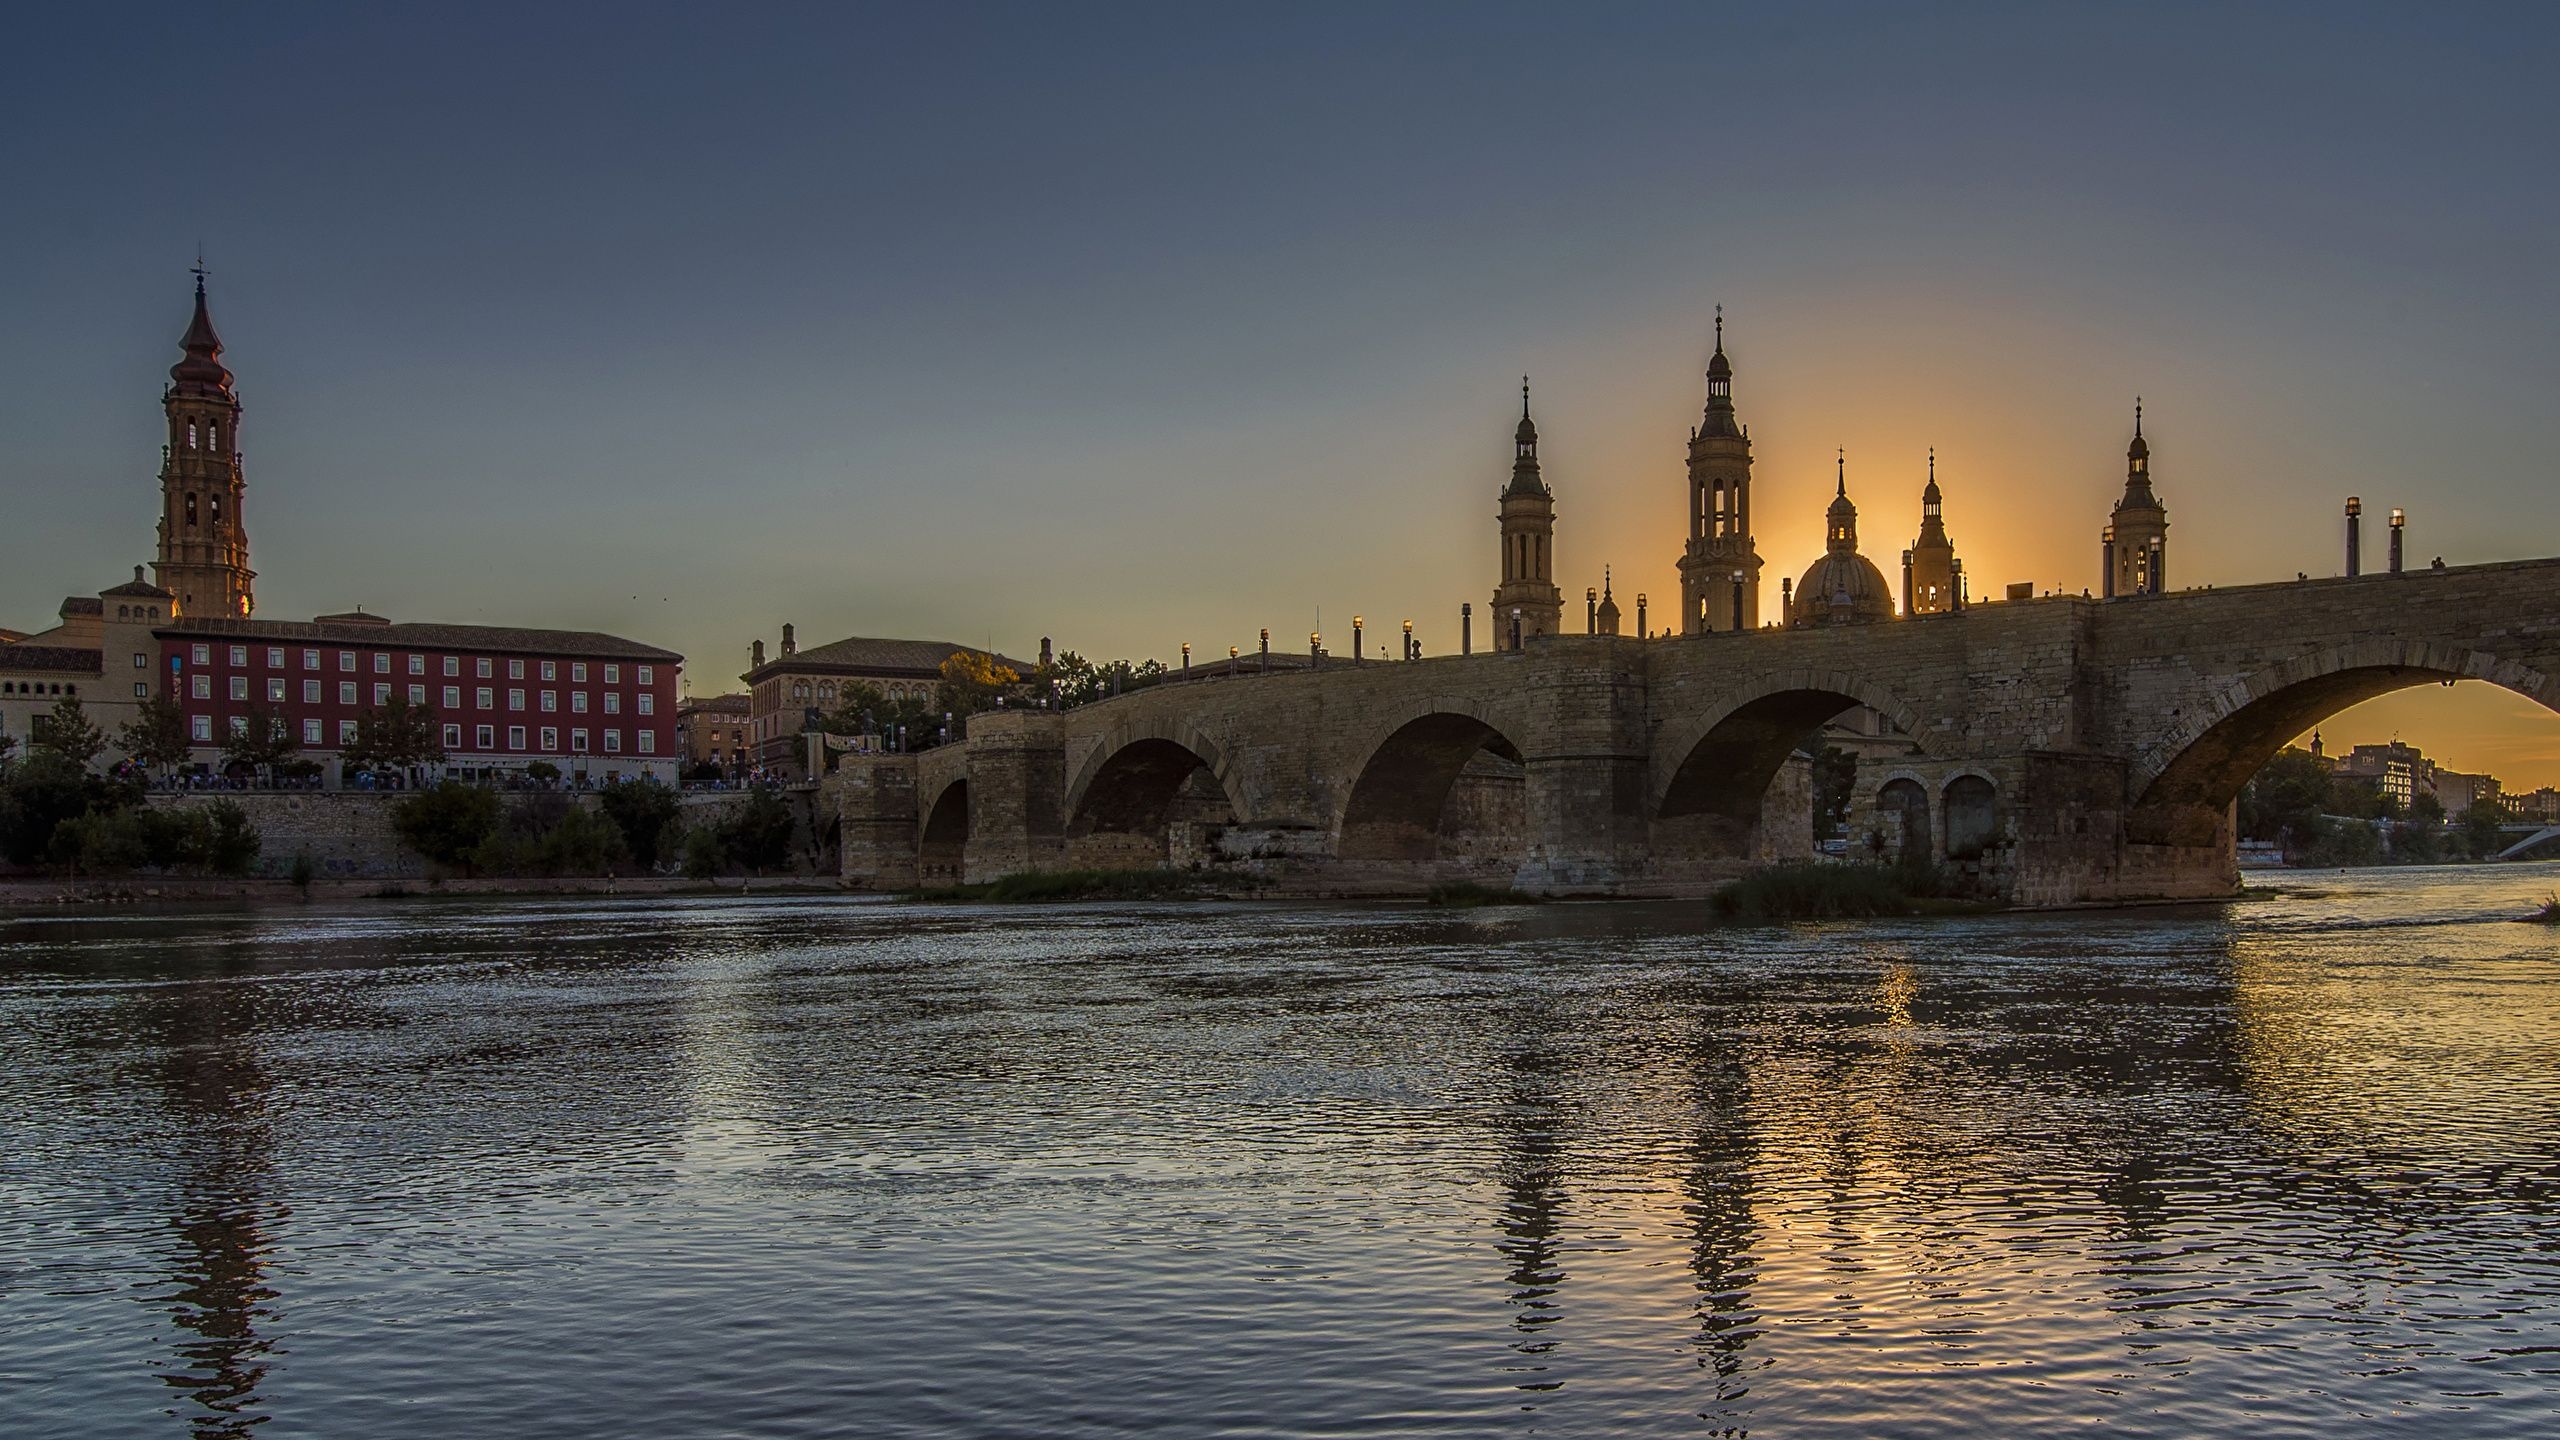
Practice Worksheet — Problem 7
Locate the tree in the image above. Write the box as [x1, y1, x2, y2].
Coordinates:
[2462, 803, 2513, 860]
[598, 778, 681, 867]
[119, 693, 192, 775]
[2410, 790, 2445, 826]
[680, 825, 725, 879]
[815, 682, 937, 748]
[2239, 747, 2336, 851]
[0, 729, 17, 767]
[201, 800, 262, 875]
[938, 650, 1021, 722]
[392, 781, 502, 872]
[31, 696, 106, 771]
[345, 696, 446, 772]
[220, 701, 300, 778]
[720, 787, 795, 873]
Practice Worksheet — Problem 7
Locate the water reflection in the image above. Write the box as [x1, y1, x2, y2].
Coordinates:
[2, 872, 2557, 1438]
[139, 964, 283, 1437]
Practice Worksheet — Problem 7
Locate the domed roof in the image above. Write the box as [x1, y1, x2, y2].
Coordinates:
[1792, 551, 1897, 625]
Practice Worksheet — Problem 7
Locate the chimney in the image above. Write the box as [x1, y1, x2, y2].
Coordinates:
[133, 565, 146, 584]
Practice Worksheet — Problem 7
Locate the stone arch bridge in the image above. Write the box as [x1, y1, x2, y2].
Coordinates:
[840, 558, 2560, 905]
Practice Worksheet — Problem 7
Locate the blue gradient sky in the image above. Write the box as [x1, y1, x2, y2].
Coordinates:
[7, 5, 2559, 777]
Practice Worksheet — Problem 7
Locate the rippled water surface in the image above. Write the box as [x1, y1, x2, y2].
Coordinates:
[7, 868, 2560, 1437]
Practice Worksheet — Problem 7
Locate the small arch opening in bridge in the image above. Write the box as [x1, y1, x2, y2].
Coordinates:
[1873, 778, 1931, 866]
[920, 779, 969, 884]
[1943, 775, 1998, 860]
[1338, 713, 1528, 883]
[1657, 688, 1888, 873]
[2136, 659, 2560, 861]
[1067, 738, 1237, 869]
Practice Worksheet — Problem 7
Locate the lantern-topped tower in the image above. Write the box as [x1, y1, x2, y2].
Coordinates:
[2104, 399, 2167, 598]
[153, 268, 255, 618]
[1492, 377, 1563, 649]
[1678, 308, 1762, 632]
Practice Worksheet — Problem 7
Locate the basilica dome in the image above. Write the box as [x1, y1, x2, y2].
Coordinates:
[1790, 461, 1898, 626]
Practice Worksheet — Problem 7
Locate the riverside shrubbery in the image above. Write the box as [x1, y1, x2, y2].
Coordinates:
[1710, 860, 1955, 920]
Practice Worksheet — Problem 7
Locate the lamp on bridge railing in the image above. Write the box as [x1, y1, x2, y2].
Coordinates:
[2390, 508, 2406, 575]
[1586, 586, 1599, 634]
[1510, 606, 1522, 652]
[1181, 642, 1191, 676]
[1402, 617, 1413, 660]
[1228, 644, 1239, 676]
[1311, 631, 1321, 667]
[2346, 496, 2364, 578]
[1730, 571, 1745, 628]
[1353, 615, 1364, 664]
[1636, 593, 1647, 638]
[1260, 627, 1270, 673]
[1461, 602, 1472, 656]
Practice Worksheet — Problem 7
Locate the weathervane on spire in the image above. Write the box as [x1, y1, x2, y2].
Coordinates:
[1522, 374, 1531, 419]
[2135, 395, 2143, 437]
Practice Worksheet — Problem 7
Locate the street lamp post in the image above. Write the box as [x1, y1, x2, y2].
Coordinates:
[1401, 618, 1413, 660]
[1352, 615, 1363, 664]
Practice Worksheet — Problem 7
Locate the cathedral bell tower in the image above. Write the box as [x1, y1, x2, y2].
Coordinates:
[1905, 449, 1959, 614]
[153, 269, 255, 618]
[1678, 308, 1761, 632]
[2103, 399, 2166, 599]
[1492, 378, 1563, 649]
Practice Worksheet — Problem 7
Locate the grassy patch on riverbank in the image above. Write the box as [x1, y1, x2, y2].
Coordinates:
[1711, 861, 1998, 921]
[1425, 881, 1543, 908]
[2525, 894, 2560, 924]
[912, 868, 1222, 904]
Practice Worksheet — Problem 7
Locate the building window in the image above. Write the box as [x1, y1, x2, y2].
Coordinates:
[191, 675, 211, 700]
[443, 723, 461, 749]
[444, 656, 460, 677]
[368, 683, 387, 706]
[572, 729, 590, 753]
[192, 644, 209, 665]
[443, 686, 461, 710]
[638, 730, 655, 754]
[604, 729, 622, 753]
[508, 689, 525, 711]
[340, 652, 356, 672]
[507, 725, 526, 750]
[302, 718, 323, 745]
[340, 682, 357, 705]
[408, 684, 426, 705]
[304, 649, 320, 670]
[638, 666, 653, 685]
[373, 653, 390, 674]
[134, 681, 147, 699]
[267, 647, 284, 668]
[475, 724, 495, 750]
[637, 694, 654, 716]
[477, 658, 493, 679]
[339, 720, 359, 744]
[541, 661, 557, 681]
[509, 659, 525, 680]
[540, 727, 558, 752]
[476, 687, 493, 710]
[228, 676, 248, 701]
[572, 663, 588, 682]
[267, 678, 286, 702]
[229, 645, 248, 666]
[191, 714, 212, 742]
[304, 680, 321, 703]
[572, 692, 588, 713]
[791, 682, 809, 702]
[605, 693, 621, 715]
[408, 654, 425, 675]
[227, 715, 248, 738]
[541, 690, 557, 712]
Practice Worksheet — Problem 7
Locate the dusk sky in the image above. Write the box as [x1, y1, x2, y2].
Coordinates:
[8, 5, 2560, 780]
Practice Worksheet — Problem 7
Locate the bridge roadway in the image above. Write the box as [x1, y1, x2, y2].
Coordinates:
[839, 556, 2560, 905]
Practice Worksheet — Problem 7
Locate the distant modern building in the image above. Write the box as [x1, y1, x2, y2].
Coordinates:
[740, 625, 1030, 776]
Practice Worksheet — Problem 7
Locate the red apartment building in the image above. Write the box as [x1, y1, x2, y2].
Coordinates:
[159, 613, 681, 784]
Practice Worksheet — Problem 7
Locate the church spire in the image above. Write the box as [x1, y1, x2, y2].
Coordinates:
[170, 265, 232, 394]
[1506, 375, 1547, 497]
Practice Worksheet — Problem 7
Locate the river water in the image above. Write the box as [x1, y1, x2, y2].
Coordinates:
[5, 868, 2559, 1438]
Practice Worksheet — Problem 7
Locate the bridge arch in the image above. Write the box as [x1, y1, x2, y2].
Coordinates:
[1650, 672, 1934, 871]
[1337, 698, 1531, 879]
[1064, 724, 1245, 868]
[2126, 639, 2557, 845]
[919, 776, 970, 883]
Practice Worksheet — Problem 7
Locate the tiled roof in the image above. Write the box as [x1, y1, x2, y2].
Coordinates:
[59, 597, 102, 616]
[680, 692, 752, 714]
[102, 579, 172, 598]
[751, 635, 1031, 681]
[0, 645, 102, 675]
[154, 615, 681, 663]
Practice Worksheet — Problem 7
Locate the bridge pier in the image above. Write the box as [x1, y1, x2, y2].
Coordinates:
[838, 754, 920, 890]
[959, 711, 1069, 882]
[1516, 642, 1652, 894]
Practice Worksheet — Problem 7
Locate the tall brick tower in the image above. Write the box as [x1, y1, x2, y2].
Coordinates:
[1906, 449, 1959, 614]
[153, 269, 255, 618]
[1678, 309, 1761, 632]
[1492, 378, 1562, 649]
